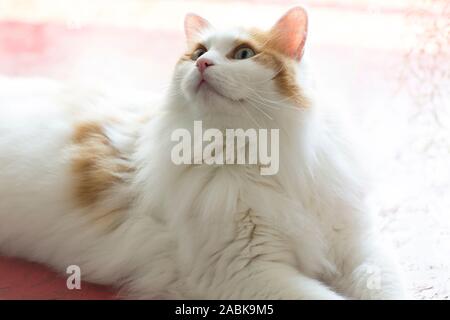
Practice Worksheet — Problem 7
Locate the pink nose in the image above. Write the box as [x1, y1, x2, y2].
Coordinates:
[196, 58, 214, 74]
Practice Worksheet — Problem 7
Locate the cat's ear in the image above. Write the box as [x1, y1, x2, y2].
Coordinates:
[184, 13, 211, 43]
[270, 7, 308, 61]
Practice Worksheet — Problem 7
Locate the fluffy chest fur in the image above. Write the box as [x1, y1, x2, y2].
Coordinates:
[127, 103, 367, 296]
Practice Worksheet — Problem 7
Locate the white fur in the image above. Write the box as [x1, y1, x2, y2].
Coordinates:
[0, 26, 405, 299]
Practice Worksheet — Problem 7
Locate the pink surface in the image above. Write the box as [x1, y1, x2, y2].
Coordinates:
[0, 21, 182, 89]
[0, 256, 116, 299]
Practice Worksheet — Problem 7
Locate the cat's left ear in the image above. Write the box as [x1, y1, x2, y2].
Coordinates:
[270, 7, 308, 61]
[184, 13, 211, 43]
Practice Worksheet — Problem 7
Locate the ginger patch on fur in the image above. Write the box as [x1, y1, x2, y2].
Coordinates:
[71, 122, 132, 209]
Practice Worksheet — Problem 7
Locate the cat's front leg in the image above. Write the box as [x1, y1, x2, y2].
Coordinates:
[209, 262, 346, 300]
[333, 240, 406, 300]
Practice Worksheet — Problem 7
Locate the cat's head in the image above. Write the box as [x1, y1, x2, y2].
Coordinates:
[172, 7, 310, 124]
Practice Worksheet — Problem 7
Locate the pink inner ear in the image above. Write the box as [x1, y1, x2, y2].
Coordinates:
[184, 13, 211, 42]
[271, 7, 308, 60]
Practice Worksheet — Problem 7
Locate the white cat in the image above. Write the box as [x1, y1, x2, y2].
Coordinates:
[0, 7, 405, 299]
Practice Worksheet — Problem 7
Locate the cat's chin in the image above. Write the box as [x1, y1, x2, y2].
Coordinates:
[197, 82, 243, 104]
[187, 86, 245, 117]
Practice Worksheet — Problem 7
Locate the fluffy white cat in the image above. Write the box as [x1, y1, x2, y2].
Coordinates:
[0, 7, 405, 299]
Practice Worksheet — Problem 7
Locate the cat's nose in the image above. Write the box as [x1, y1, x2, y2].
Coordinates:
[196, 58, 214, 74]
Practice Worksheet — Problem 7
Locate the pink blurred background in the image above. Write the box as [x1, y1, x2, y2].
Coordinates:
[0, 0, 449, 299]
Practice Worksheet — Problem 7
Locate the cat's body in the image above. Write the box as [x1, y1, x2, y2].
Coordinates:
[0, 8, 404, 299]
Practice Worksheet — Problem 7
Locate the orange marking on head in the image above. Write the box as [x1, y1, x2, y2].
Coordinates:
[249, 29, 309, 107]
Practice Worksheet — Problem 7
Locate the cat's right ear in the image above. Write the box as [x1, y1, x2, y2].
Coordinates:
[184, 13, 211, 43]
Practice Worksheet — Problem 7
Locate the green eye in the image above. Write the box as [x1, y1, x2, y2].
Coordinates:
[233, 46, 255, 60]
[191, 47, 207, 60]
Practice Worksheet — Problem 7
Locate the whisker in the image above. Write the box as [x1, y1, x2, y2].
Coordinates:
[238, 100, 262, 128]
[245, 99, 274, 121]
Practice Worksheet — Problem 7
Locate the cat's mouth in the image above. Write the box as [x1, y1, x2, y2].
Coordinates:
[196, 80, 243, 102]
